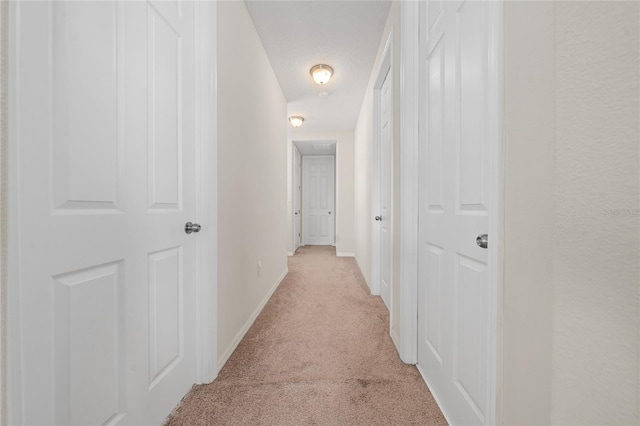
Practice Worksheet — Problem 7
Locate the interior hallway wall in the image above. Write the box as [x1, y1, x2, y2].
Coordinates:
[502, 2, 555, 423]
[354, 102, 371, 285]
[354, 1, 401, 346]
[217, 1, 288, 370]
[502, 1, 639, 424]
[287, 130, 355, 256]
[550, 2, 638, 423]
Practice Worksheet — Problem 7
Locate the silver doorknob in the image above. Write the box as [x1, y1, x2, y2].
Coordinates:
[185, 222, 201, 234]
[375, 216, 382, 221]
[476, 234, 488, 249]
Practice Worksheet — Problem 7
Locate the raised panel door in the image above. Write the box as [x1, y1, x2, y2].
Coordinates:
[10, 1, 198, 424]
[302, 156, 335, 246]
[417, 0, 498, 424]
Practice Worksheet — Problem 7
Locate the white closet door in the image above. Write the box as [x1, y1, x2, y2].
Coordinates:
[417, 0, 500, 424]
[10, 1, 199, 424]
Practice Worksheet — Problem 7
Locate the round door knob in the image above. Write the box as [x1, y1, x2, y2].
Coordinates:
[185, 222, 201, 234]
[476, 234, 488, 249]
[375, 216, 382, 221]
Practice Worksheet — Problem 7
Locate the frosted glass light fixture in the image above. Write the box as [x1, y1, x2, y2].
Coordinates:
[310, 64, 333, 85]
[289, 116, 304, 128]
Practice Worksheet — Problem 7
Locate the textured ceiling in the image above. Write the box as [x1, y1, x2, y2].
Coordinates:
[245, 0, 392, 132]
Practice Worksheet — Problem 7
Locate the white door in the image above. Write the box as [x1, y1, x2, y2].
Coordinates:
[379, 69, 393, 310]
[294, 147, 302, 251]
[417, 0, 498, 424]
[10, 1, 199, 424]
[302, 156, 335, 246]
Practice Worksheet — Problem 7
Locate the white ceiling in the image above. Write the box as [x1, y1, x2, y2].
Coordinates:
[245, 0, 392, 132]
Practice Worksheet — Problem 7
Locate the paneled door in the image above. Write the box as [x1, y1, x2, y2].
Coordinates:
[379, 68, 393, 311]
[10, 1, 199, 424]
[302, 156, 335, 246]
[294, 147, 302, 251]
[417, 0, 500, 424]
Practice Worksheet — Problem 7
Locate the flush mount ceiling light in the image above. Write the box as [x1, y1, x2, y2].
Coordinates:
[288, 116, 304, 128]
[310, 64, 333, 85]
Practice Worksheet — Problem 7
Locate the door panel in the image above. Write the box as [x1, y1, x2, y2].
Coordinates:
[417, 0, 496, 424]
[303, 156, 334, 246]
[53, 262, 125, 426]
[148, 2, 182, 210]
[11, 1, 198, 424]
[148, 247, 183, 389]
[453, 254, 488, 419]
[457, 0, 489, 213]
[424, 243, 443, 364]
[52, 1, 122, 213]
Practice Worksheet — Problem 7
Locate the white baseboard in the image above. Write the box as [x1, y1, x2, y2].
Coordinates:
[287, 251, 294, 256]
[217, 268, 288, 372]
[336, 252, 355, 257]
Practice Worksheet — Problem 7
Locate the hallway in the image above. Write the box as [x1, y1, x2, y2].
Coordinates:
[166, 247, 446, 425]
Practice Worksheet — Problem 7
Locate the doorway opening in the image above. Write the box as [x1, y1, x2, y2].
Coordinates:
[292, 140, 337, 249]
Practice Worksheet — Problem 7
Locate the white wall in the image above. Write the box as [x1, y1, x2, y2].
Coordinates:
[550, 2, 639, 423]
[354, 1, 401, 341]
[217, 1, 288, 370]
[287, 130, 355, 256]
[502, 1, 639, 424]
[502, 2, 555, 423]
[354, 94, 372, 285]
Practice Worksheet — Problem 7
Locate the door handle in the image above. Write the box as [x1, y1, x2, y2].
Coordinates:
[375, 216, 382, 221]
[185, 222, 201, 234]
[294, 211, 298, 215]
[476, 234, 488, 249]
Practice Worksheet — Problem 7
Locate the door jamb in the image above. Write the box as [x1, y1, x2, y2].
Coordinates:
[195, 0, 218, 384]
[398, 0, 419, 364]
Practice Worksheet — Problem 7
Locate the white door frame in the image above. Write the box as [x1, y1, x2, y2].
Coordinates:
[371, 32, 393, 299]
[398, 1, 504, 423]
[6, 2, 218, 421]
[398, 1, 420, 364]
[194, 0, 218, 384]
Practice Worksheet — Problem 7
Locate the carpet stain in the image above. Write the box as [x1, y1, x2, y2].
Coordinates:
[356, 378, 370, 389]
[165, 246, 447, 426]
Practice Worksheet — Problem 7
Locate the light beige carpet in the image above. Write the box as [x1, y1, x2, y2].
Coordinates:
[166, 246, 447, 425]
